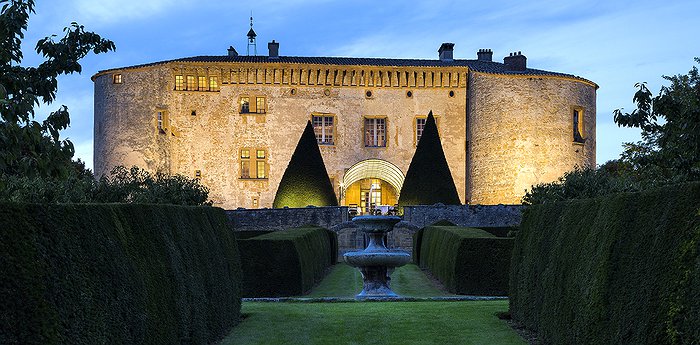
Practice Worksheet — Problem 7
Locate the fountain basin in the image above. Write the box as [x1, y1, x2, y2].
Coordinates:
[343, 215, 410, 299]
[350, 215, 401, 233]
[344, 251, 410, 268]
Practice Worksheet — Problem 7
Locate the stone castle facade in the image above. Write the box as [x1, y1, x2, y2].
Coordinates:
[92, 41, 596, 210]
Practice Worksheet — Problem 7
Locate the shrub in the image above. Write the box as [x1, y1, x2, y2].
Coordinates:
[273, 121, 338, 208]
[0, 203, 241, 345]
[510, 182, 700, 345]
[417, 224, 513, 295]
[398, 111, 460, 206]
[522, 166, 642, 205]
[0, 165, 212, 205]
[237, 226, 337, 297]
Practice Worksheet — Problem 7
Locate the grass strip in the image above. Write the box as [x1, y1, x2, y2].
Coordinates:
[220, 300, 525, 345]
[303, 264, 455, 298]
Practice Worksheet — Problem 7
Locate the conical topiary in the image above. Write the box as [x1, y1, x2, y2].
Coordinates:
[398, 111, 461, 206]
[273, 121, 338, 208]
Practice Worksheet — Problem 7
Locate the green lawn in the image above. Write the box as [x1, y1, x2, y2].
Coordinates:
[220, 300, 525, 345]
[303, 263, 455, 298]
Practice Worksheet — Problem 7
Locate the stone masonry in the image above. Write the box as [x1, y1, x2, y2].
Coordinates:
[93, 43, 597, 209]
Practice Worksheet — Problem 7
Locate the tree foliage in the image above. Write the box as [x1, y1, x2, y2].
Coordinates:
[273, 121, 338, 208]
[398, 111, 460, 206]
[0, 165, 212, 205]
[613, 58, 700, 181]
[0, 0, 115, 178]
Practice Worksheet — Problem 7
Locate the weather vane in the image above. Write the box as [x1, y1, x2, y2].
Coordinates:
[247, 11, 257, 56]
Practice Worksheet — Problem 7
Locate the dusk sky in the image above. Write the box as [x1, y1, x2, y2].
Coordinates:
[20, 0, 699, 171]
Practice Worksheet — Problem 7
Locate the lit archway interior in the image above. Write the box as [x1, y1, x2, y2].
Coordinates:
[341, 159, 404, 213]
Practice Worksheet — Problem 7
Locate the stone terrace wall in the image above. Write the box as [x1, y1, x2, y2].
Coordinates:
[401, 204, 523, 229]
[227, 205, 522, 253]
[226, 206, 349, 231]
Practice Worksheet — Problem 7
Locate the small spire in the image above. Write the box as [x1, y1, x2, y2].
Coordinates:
[247, 12, 257, 56]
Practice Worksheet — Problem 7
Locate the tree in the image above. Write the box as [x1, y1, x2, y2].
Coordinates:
[613, 58, 700, 181]
[273, 121, 338, 208]
[398, 111, 460, 206]
[0, 0, 115, 178]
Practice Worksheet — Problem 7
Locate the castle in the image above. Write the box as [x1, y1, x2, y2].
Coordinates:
[93, 37, 597, 210]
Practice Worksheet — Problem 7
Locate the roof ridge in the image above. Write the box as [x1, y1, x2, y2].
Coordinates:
[93, 55, 596, 87]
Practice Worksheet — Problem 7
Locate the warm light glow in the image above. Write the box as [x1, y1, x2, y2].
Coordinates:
[342, 159, 404, 197]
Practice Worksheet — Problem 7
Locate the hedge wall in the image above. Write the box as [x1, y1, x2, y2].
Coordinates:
[234, 230, 274, 240]
[510, 182, 700, 345]
[237, 226, 337, 297]
[416, 224, 513, 295]
[0, 203, 242, 345]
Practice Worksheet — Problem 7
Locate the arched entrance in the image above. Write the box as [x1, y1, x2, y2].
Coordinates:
[341, 159, 404, 214]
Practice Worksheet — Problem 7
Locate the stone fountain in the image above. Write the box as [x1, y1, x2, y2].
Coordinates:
[343, 215, 411, 298]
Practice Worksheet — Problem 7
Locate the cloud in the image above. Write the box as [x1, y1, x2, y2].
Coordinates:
[70, 0, 189, 24]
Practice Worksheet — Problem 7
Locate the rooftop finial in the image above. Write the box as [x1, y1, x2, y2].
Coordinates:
[247, 11, 257, 56]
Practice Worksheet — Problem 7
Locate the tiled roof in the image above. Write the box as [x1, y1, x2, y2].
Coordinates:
[97, 55, 595, 85]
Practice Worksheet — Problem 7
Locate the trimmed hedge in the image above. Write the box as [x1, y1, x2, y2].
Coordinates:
[273, 121, 338, 208]
[398, 111, 461, 206]
[234, 230, 274, 239]
[510, 182, 700, 345]
[0, 203, 242, 345]
[238, 226, 338, 297]
[416, 224, 513, 295]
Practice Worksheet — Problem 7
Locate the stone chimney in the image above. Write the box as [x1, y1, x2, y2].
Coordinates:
[227, 46, 238, 57]
[268, 40, 279, 59]
[438, 43, 455, 61]
[477, 49, 493, 62]
[503, 51, 527, 71]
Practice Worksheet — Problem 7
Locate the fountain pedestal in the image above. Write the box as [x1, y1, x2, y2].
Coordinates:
[343, 215, 411, 298]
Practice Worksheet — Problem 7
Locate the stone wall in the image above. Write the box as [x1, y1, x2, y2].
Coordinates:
[226, 206, 348, 231]
[226, 205, 523, 253]
[467, 72, 596, 204]
[95, 62, 468, 209]
[94, 60, 596, 209]
[401, 204, 523, 228]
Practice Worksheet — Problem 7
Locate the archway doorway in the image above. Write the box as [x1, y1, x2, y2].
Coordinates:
[341, 159, 404, 214]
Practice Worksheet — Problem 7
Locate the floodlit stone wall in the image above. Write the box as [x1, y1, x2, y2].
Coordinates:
[95, 62, 467, 209]
[94, 61, 595, 208]
[467, 72, 596, 204]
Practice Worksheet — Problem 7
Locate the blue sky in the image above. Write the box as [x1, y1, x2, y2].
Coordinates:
[20, 0, 700, 171]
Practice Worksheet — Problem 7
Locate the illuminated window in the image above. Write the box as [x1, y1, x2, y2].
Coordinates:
[198, 76, 207, 91]
[256, 150, 267, 178]
[573, 107, 585, 143]
[240, 149, 251, 178]
[416, 117, 426, 143]
[186, 75, 196, 90]
[175, 75, 184, 90]
[240, 148, 268, 179]
[209, 76, 219, 91]
[240, 97, 250, 113]
[113, 74, 122, 84]
[256, 97, 266, 114]
[312, 114, 335, 145]
[360, 179, 382, 214]
[252, 197, 259, 208]
[364, 117, 386, 147]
